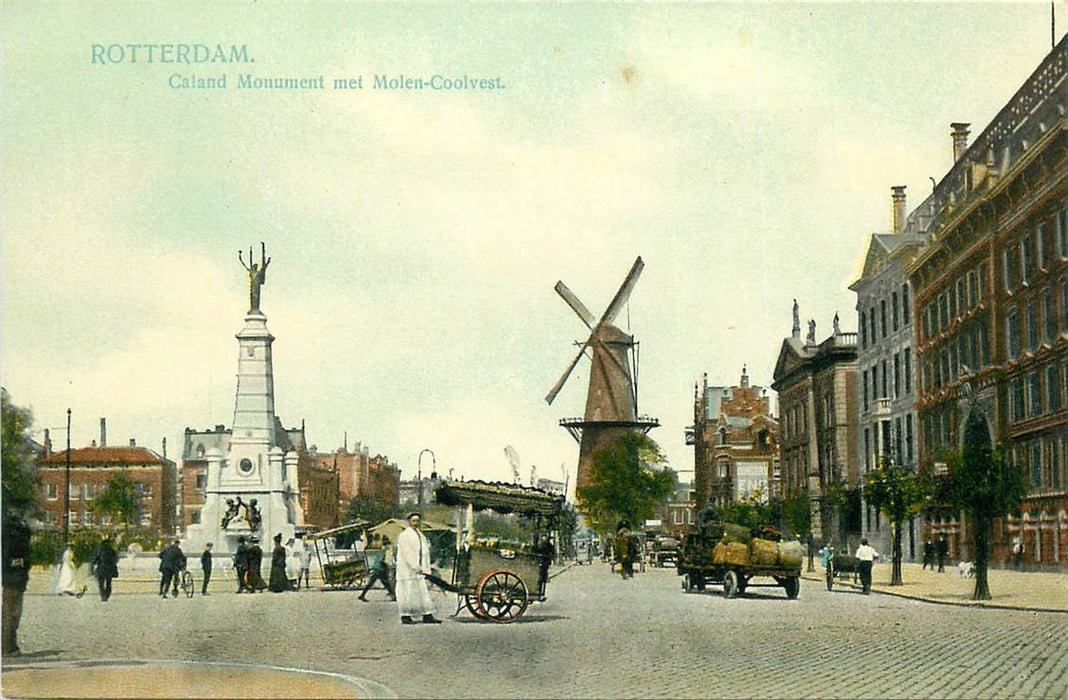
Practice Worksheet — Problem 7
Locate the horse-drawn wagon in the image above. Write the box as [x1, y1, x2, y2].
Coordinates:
[677, 522, 803, 599]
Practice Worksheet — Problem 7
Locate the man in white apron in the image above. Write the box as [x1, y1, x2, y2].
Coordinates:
[395, 513, 441, 625]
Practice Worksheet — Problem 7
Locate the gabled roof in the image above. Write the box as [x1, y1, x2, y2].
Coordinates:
[772, 336, 812, 388]
[40, 446, 170, 466]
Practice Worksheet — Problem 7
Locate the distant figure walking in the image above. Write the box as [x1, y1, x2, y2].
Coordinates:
[297, 539, 312, 589]
[158, 539, 186, 599]
[936, 534, 949, 573]
[92, 538, 119, 602]
[358, 536, 396, 602]
[55, 546, 85, 597]
[234, 537, 250, 593]
[269, 533, 288, 593]
[855, 538, 879, 595]
[922, 540, 935, 570]
[200, 543, 213, 595]
[247, 538, 265, 591]
[615, 521, 635, 580]
[1012, 535, 1023, 568]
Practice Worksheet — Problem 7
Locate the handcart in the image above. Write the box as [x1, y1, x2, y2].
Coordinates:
[430, 480, 564, 623]
[305, 521, 369, 589]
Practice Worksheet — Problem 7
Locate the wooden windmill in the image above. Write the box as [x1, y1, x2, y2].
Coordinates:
[546, 256, 659, 491]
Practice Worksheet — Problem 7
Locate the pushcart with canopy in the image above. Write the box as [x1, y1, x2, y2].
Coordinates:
[431, 480, 564, 623]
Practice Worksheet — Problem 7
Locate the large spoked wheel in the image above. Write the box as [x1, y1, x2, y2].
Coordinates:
[464, 594, 487, 619]
[723, 570, 739, 599]
[784, 576, 800, 599]
[474, 569, 528, 623]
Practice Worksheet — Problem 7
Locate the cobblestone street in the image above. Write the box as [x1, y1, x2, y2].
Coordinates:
[4, 563, 1066, 698]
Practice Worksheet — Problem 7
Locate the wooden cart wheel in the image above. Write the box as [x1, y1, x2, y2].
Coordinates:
[464, 594, 486, 619]
[474, 569, 528, 623]
[736, 576, 747, 595]
[723, 570, 739, 599]
[784, 576, 800, 599]
[681, 573, 692, 592]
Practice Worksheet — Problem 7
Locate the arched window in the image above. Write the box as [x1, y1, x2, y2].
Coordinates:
[718, 427, 727, 445]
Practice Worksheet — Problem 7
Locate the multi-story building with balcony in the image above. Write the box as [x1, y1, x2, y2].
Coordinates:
[687, 367, 779, 509]
[907, 37, 1068, 568]
[850, 186, 930, 560]
[773, 304, 860, 545]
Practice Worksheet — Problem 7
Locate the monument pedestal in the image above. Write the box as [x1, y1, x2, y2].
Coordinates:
[182, 308, 305, 558]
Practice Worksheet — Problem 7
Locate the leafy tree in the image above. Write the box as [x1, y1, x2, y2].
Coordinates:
[577, 433, 675, 537]
[943, 412, 1028, 601]
[778, 489, 812, 541]
[555, 503, 578, 558]
[344, 495, 398, 527]
[864, 459, 932, 585]
[92, 473, 141, 527]
[721, 487, 776, 534]
[2, 389, 39, 514]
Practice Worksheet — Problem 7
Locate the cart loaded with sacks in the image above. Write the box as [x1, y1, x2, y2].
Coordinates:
[677, 521, 804, 599]
[428, 480, 564, 623]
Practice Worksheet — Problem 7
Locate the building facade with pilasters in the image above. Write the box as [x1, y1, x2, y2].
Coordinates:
[907, 38, 1068, 569]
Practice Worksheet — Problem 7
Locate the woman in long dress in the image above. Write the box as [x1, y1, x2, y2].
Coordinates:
[54, 546, 85, 597]
[268, 533, 288, 593]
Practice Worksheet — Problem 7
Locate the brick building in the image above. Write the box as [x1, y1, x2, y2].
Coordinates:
[906, 38, 1068, 568]
[687, 367, 779, 509]
[38, 440, 178, 537]
[772, 303, 860, 545]
[659, 480, 696, 538]
[309, 441, 400, 512]
[850, 186, 930, 559]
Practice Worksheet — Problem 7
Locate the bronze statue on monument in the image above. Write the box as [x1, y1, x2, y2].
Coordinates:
[239, 242, 271, 314]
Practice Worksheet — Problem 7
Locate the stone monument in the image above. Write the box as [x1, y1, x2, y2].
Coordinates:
[183, 243, 304, 557]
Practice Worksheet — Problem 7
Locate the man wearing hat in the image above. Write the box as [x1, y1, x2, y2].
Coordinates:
[395, 513, 441, 624]
[234, 537, 250, 593]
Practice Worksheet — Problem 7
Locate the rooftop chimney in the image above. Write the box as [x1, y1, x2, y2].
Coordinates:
[891, 186, 907, 235]
[99, 417, 107, 448]
[951, 122, 971, 163]
[43, 429, 52, 456]
[740, 365, 749, 388]
[791, 299, 800, 339]
[129, 438, 136, 447]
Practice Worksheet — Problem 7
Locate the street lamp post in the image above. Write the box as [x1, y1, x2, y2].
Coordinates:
[417, 449, 436, 507]
[63, 408, 71, 546]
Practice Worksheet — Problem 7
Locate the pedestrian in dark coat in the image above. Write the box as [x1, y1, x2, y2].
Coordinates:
[158, 539, 186, 598]
[922, 540, 935, 570]
[2, 512, 32, 656]
[92, 538, 119, 602]
[269, 533, 288, 593]
[936, 534, 949, 573]
[935, 536, 952, 577]
[234, 537, 250, 593]
[200, 543, 213, 595]
[247, 539, 265, 591]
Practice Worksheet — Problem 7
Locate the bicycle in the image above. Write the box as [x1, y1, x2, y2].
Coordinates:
[178, 569, 195, 599]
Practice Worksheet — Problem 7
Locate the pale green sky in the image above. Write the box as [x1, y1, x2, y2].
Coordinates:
[2, 2, 1061, 489]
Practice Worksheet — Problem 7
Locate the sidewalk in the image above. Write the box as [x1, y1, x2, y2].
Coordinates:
[801, 561, 1068, 612]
